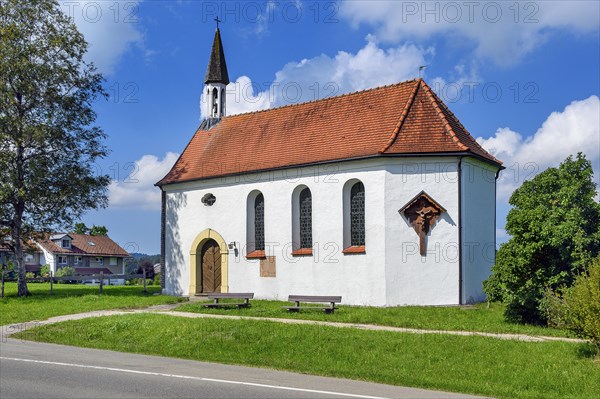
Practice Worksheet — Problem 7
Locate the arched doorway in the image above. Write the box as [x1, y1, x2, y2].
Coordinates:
[200, 239, 221, 293]
[189, 229, 229, 295]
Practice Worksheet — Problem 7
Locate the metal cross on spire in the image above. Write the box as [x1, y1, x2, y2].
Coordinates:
[214, 17, 221, 29]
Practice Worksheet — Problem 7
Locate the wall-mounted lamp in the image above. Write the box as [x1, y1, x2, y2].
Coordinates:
[228, 242, 237, 250]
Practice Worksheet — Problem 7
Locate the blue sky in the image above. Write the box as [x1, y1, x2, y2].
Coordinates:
[62, 1, 600, 254]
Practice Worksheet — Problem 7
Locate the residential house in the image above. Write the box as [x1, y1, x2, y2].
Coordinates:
[1, 240, 44, 274]
[35, 233, 130, 279]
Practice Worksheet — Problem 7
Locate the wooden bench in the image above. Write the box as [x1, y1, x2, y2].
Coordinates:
[203, 293, 254, 309]
[283, 295, 342, 314]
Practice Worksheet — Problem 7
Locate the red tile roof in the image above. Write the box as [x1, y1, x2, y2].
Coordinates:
[36, 234, 129, 257]
[157, 79, 501, 186]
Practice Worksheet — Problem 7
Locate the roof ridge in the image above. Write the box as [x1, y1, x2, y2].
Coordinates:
[420, 81, 469, 151]
[379, 79, 421, 154]
[222, 79, 420, 119]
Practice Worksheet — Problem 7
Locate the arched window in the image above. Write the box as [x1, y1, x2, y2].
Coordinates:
[246, 190, 265, 258]
[299, 188, 312, 249]
[254, 193, 264, 251]
[350, 182, 365, 246]
[343, 180, 366, 253]
[220, 88, 225, 116]
[211, 87, 218, 116]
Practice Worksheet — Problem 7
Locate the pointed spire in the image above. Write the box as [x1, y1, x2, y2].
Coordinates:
[205, 27, 230, 85]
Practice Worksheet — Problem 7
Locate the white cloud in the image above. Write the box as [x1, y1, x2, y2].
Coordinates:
[496, 228, 509, 244]
[339, 0, 599, 65]
[60, 1, 144, 75]
[478, 96, 600, 201]
[201, 36, 432, 118]
[109, 152, 179, 210]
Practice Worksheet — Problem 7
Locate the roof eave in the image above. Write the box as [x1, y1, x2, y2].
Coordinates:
[157, 151, 503, 187]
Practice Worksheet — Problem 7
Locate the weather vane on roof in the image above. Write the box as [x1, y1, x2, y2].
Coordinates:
[214, 17, 221, 29]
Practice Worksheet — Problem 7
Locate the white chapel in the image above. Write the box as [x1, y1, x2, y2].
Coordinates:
[156, 28, 503, 306]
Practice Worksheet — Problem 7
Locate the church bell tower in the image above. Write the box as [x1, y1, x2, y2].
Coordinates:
[204, 21, 229, 119]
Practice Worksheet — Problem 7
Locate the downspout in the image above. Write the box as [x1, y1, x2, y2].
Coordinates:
[457, 156, 463, 305]
[494, 168, 501, 266]
[160, 188, 166, 292]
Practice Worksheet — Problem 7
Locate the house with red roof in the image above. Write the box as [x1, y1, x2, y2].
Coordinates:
[0, 240, 43, 274]
[156, 28, 502, 306]
[34, 233, 129, 278]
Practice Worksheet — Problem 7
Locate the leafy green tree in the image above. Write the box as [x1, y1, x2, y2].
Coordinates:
[0, 0, 110, 296]
[73, 223, 108, 236]
[89, 225, 108, 236]
[484, 154, 600, 324]
[73, 223, 89, 235]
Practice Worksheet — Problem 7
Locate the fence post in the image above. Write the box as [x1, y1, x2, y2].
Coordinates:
[143, 268, 147, 293]
[50, 271, 53, 294]
[99, 271, 103, 294]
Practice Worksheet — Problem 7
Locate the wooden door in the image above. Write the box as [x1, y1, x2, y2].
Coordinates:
[201, 239, 221, 293]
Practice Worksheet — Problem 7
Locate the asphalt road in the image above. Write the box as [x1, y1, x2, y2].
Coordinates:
[0, 338, 485, 399]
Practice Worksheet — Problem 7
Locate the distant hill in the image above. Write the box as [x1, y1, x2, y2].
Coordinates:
[129, 253, 159, 260]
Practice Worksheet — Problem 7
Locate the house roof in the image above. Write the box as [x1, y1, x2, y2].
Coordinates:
[157, 79, 501, 186]
[50, 233, 72, 240]
[1, 240, 41, 254]
[36, 234, 129, 257]
[205, 28, 229, 85]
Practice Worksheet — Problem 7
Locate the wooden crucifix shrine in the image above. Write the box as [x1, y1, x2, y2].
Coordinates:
[398, 191, 446, 256]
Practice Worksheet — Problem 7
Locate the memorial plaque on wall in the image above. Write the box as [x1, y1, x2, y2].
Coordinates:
[260, 256, 276, 277]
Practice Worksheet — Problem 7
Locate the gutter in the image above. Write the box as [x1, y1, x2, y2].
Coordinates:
[458, 156, 463, 305]
[160, 189, 166, 291]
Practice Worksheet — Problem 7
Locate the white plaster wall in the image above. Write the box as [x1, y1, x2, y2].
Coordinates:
[384, 158, 461, 306]
[461, 158, 498, 304]
[164, 159, 388, 306]
[163, 156, 497, 306]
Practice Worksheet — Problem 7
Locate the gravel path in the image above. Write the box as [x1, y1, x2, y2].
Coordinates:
[1, 303, 585, 344]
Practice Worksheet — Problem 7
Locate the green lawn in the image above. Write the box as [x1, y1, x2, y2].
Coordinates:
[15, 313, 599, 399]
[176, 299, 572, 337]
[0, 282, 184, 326]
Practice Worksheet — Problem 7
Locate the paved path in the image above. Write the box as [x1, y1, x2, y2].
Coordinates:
[0, 338, 487, 399]
[1, 304, 584, 343]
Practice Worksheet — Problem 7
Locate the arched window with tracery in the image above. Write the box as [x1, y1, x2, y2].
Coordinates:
[254, 193, 265, 251]
[343, 180, 366, 254]
[299, 188, 312, 249]
[246, 190, 266, 258]
[350, 182, 365, 246]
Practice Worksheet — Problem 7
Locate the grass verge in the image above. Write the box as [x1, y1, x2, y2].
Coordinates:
[176, 300, 571, 337]
[15, 313, 599, 399]
[0, 282, 184, 326]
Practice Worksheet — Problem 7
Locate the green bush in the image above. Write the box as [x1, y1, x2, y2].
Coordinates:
[55, 266, 75, 277]
[153, 273, 160, 286]
[55, 266, 76, 284]
[25, 272, 35, 279]
[39, 264, 50, 277]
[547, 257, 600, 350]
